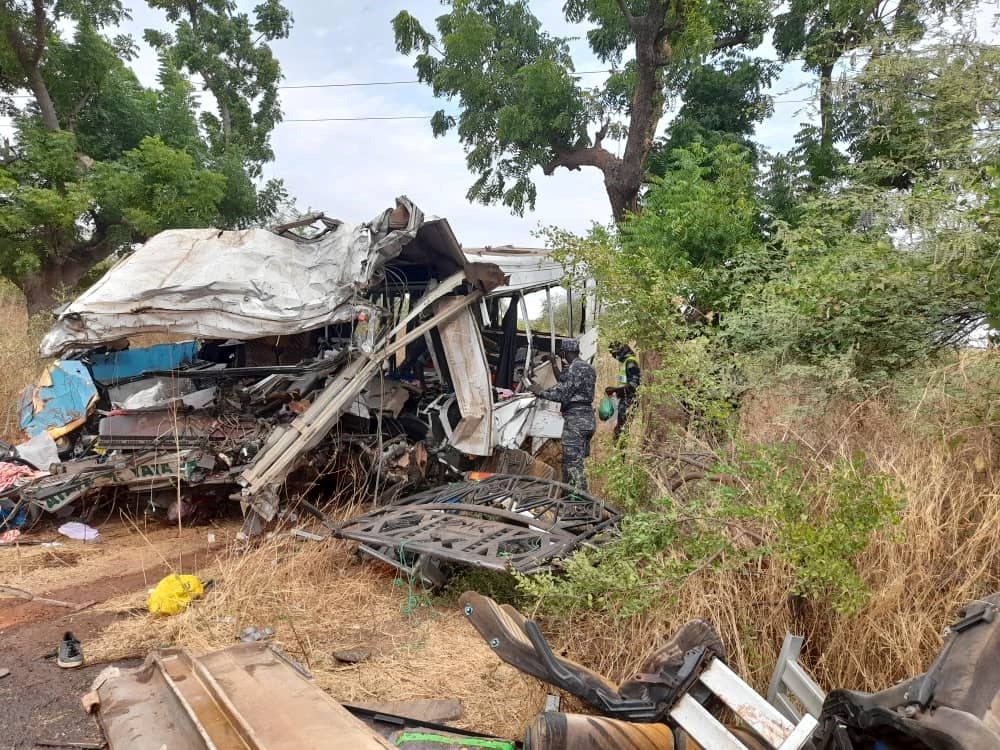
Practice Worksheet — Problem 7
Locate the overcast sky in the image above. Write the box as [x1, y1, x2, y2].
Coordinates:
[5, 1, 999, 247]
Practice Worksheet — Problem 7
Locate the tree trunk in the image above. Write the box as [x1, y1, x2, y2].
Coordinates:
[4, 26, 60, 132]
[604, 173, 640, 222]
[26, 62, 59, 132]
[19, 237, 114, 315]
[613, 2, 671, 220]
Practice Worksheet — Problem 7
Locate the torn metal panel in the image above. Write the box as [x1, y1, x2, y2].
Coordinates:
[97, 413, 266, 451]
[40, 197, 453, 357]
[17, 449, 214, 512]
[463, 247, 565, 294]
[434, 299, 494, 456]
[108, 375, 197, 409]
[18, 361, 99, 440]
[237, 272, 479, 512]
[88, 643, 393, 749]
[336, 475, 620, 577]
[86, 341, 200, 384]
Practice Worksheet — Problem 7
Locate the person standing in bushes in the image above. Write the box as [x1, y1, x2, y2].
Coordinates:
[529, 339, 596, 491]
[605, 342, 641, 440]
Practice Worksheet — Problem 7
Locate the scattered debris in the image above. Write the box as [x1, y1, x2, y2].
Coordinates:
[239, 625, 274, 643]
[460, 590, 723, 723]
[333, 647, 371, 664]
[57, 522, 99, 542]
[336, 474, 620, 586]
[87, 644, 395, 749]
[146, 574, 204, 616]
[0, 529, 21, 544]
[390, 730, 513, 749]
[0, 667, 9, 679]
[0, 584, 95, 611]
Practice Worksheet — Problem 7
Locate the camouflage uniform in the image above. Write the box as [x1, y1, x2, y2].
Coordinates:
[615, 354, 641, 440]
[537, 357, 596, 490]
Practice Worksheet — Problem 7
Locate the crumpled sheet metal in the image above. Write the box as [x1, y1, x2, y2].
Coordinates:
[40, 196, 458, 357]
[18, 360, 98, 439]
[87, 643, 394, 749]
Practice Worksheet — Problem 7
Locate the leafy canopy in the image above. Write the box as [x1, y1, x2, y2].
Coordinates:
[393, 0, 771, 218]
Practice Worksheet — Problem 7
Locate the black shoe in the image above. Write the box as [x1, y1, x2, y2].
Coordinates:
[57, 632, 83, 669]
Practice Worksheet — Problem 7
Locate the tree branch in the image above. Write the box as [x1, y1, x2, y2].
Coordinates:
[66, 87, 97, 130]
[5, 26, 29, 64]
[543, 144, 621, 176]
[713, 30, 751, 51]
[614, 0, 636, 28]
[593, 121, 610, 149]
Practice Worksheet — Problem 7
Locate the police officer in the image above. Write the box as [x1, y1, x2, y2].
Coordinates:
[605, 342, 640, 440]
[529, 339, 596, 491]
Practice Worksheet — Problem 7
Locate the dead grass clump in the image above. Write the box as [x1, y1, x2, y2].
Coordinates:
[88, 535, 547, 738]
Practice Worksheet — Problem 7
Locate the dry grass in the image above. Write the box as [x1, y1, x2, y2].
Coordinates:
[0, 289, 46, 443]
[87, 535, 547, 738]
[538, 352, 1000, 700]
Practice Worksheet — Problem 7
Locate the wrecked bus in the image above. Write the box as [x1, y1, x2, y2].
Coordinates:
[1, 197, 599, 538]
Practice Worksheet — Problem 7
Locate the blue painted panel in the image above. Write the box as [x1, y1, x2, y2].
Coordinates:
[86, 341, 200, 384]
[19, 360, 98, 438]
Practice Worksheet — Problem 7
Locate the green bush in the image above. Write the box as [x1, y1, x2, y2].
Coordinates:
[519, 444, 901, 618]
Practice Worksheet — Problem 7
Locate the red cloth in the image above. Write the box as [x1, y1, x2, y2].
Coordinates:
[0, 461, 42, 493]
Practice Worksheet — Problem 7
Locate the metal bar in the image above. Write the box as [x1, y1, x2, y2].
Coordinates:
[782, 661, 826, 718]
[700, 659, 795, 745]
[519, 293, 533, 377]
[767, 633, 804, 717]
[777, 715, 819, 750]
[670, 694, 749, 750]
[546, 287, 556, 352]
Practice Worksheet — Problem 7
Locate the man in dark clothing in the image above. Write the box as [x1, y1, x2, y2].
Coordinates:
[605, 342, 641, 441]
[529, 339, 596, 490]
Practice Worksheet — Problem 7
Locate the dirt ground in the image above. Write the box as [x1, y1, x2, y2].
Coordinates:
[0, 513, 554, 747]
[0, 518, 234, 750]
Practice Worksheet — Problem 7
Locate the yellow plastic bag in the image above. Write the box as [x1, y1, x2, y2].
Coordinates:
[146, 574, 204, 616]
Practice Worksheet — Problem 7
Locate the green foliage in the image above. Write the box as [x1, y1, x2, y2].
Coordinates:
[548, 142, 765, 345]
[588, 447, 652, 514]
[731, 448, 901, 614]
[727, 41, 1000, 385]
[144, 0, 291, 168]
[0, 129, 89, 278]
[0, 0, 293, 305]
[393, 0, 771, 216]
[519, 446, 900, 618]
[651, 57, 779, 163]
[394, 2, 583, 213]
[91, 136, 227, 238]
